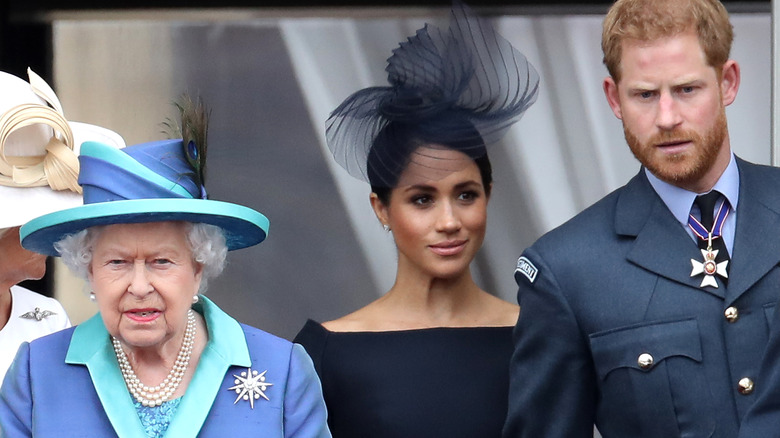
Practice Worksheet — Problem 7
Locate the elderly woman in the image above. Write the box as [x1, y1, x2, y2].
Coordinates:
[294, 4, 538, 437]
[0, 105, 330, 437]
[0, 68, 125, 382]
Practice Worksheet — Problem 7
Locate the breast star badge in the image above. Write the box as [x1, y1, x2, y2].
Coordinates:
[228, 368, 273, 409]
[19, 307, 57, 321]
[690, 249, 728, 288]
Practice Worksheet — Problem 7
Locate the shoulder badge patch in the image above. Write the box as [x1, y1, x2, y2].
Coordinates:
[515, 256, 538, 283]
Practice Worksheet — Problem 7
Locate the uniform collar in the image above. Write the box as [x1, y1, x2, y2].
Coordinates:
[645, 152, 739, 227]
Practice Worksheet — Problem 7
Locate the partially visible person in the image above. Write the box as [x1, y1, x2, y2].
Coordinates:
[294, 4, 539, 437]
[0, 100, 330, 437]
[504, 0, 780, 437]
[0, 69, 125, 382]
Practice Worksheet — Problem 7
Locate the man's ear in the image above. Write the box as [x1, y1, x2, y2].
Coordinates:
[603, 77, 623, 120]
[719, 60, 740, 106]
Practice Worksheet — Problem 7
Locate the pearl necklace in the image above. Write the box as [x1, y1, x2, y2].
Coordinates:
[112, 309, 196, 407]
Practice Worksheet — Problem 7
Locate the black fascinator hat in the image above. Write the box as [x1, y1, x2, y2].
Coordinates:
[326, 1, 540, 188]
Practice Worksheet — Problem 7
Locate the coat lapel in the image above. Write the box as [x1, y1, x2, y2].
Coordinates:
[65, 298, 252, 438]
[617, 171, 726, 298]
[65, 315, 146, 438]
[164, 296, 252, 436]
[725, 159, 780, 303]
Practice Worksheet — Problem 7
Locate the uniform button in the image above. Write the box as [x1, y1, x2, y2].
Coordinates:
[738, 377, 754, 395]
[637, 353, 654, 370]
[725, 307, 739, 323]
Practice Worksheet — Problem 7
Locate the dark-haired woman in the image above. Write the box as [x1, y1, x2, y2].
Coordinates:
[294, 4, 539, 437]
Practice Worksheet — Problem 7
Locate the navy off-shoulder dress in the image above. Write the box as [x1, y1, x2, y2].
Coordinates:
[294, 320, 513, 438]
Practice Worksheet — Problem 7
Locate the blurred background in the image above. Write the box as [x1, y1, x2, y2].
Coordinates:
[2, 0, 771, 340]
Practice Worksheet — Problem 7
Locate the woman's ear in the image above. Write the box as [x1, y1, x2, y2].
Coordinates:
[369, 192, 390, 229]
[194, 262, 204, 281]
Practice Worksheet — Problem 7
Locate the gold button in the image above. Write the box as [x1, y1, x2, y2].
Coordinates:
[725, 307, 739, 323]
[637, 353, 654, 370]
[738, 377, 754, 395]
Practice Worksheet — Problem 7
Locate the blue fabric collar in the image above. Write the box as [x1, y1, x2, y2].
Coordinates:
[65, 296, 250, 437]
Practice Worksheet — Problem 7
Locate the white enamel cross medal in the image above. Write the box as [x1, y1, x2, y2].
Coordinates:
[690, 236, 728, 288]
[688, 197, 730, 289]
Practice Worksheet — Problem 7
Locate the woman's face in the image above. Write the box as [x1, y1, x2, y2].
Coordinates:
[374, 146, 489, 280]
[89, 221, 202, 351]
[0, 226, 46, 287]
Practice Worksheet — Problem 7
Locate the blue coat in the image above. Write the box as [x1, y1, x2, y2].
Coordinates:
[503, 159, 780, 438]
[0, 297, 331, 438]
[737, 281, 780, 436]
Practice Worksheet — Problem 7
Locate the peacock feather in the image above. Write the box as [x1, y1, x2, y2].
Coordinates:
[162, 95, 210, 196]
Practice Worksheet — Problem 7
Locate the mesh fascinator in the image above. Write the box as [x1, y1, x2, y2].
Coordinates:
[0, 68, 125, 229]
[326, 2, 540, 187]
[21, 98, 269, 256]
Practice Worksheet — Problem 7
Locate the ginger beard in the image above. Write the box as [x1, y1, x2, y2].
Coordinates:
[625, 106, 728, 188]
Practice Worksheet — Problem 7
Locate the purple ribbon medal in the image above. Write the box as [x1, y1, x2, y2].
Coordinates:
[688, 199, 729, 288]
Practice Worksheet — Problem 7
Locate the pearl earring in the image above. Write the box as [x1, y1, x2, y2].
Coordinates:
[192, 294, 200, 304]
[89, 291, 96, 302]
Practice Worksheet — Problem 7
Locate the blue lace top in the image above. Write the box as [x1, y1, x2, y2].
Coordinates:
[134, 398, 182, 438]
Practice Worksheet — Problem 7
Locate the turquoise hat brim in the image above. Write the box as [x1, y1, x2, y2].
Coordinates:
[20, 198, 269, 257]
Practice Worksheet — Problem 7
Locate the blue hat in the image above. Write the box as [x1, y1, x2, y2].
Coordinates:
[20, 139, 269, 256]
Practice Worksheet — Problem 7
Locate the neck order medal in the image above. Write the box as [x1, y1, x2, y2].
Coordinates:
[688, 200, 729, 288]
[690, 244, 728, 288]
